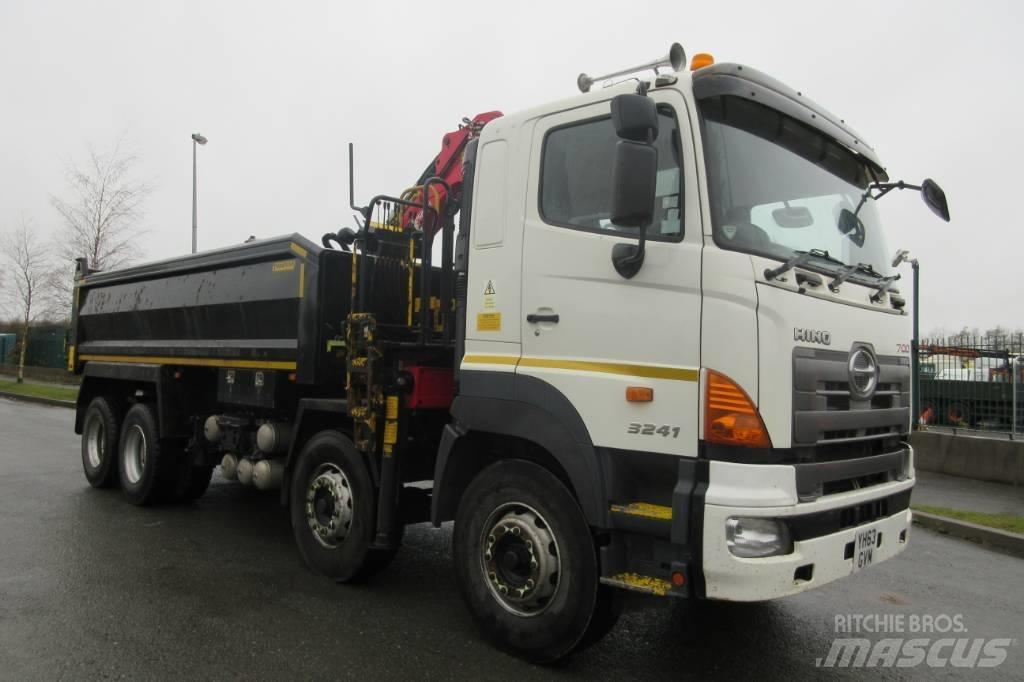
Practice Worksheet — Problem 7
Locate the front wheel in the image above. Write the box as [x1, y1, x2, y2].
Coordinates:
[453, 459, 606, 663]
[289, 431, 396, 582]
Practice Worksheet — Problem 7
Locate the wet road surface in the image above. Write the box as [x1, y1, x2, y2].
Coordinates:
[0, 398, 1020, 680]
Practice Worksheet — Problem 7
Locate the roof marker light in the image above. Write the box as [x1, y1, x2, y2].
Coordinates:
[690, 53, 715, 70]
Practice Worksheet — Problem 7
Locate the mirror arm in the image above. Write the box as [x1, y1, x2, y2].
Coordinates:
[853, 180, 924, 217]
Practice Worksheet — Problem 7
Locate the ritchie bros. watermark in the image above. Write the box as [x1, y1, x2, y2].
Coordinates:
[815, 613, 1015, 669]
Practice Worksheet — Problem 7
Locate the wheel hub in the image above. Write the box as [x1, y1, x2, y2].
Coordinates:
[122, 424, 147, 485]
[481, 504, 560, 616]
[305, 464, 353, 548]
[85, 416, 105, 469]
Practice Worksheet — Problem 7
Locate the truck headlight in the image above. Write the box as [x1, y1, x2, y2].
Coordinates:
[725, 517, 793, 558]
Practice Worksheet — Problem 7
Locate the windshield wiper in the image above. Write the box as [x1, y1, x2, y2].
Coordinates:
[764, 249, 846, 281]
[764, 251, 811, 281]
[869, 274, 901, 302]
[829, 262, 885, 292]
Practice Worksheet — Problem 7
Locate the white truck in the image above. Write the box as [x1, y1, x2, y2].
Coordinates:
[71, 43, 950, 662]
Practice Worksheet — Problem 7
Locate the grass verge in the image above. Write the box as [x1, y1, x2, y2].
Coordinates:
[913, 504, 1024, 535]
[0, 379, 78, 403]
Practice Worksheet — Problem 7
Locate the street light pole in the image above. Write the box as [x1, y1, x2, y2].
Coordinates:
[191, 133, 208, 254]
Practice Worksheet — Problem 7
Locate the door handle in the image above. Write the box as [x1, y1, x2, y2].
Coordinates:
[527, 313, 560, 324]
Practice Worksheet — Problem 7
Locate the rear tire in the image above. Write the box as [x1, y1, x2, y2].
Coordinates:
[181, 465, 215, 500]
[81, 396, 120, 489]
[453, 459, 605, 663]
[118, 403, 178, 506]
[165, 454, 215, 503]
[289, 431, 392, 582]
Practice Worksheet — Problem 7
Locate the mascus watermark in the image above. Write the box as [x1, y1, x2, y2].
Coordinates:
[815, 614, 1015, 669]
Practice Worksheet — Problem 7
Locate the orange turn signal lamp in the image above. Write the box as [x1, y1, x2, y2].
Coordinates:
[690, 53, 715, 71]
[704, 370, 772, 448]
[626, 386, 654, 402]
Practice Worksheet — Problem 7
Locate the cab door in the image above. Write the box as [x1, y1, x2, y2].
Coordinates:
[519, 90, 703, 456]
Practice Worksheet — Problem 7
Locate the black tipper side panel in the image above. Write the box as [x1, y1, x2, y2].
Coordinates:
[73, 234, 347, 385]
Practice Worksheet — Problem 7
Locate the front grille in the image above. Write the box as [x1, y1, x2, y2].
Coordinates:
[793, 347, 910, 446]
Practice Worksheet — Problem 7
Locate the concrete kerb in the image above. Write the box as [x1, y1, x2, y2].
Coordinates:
[0, 392, 76, 409]
[912, 510, 1024, 559]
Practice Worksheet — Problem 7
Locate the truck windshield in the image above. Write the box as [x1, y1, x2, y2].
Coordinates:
[701, 95, 891, 278]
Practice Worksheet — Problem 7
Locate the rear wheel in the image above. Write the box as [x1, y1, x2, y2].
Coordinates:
[289, 431, 395, 582]
[118, 403, 178, 505]
[453, 459, 607, 663]
[165, 453, 215, 503]
[81, 396, 120, 488]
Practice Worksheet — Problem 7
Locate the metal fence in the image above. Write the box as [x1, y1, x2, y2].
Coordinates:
[0, 328, 70, 370]
[917, 335, 1024, 436]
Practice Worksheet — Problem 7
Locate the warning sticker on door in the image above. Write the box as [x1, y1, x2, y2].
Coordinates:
[477, 312, 501, 332]
[483, 280, 496, 309]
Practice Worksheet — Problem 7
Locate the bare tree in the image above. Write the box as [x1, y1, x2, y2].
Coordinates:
[1, 219, 53, 383]
[49, 138, 151, 317]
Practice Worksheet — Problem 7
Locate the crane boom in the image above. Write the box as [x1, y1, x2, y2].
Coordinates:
[399, 111, 502, 238]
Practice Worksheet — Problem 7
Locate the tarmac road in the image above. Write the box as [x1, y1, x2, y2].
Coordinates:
[0, 397, 1021, 680]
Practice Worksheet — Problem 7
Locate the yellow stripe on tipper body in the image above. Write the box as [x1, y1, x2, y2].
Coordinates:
[461, 355, 697, 382]
[78, 354, 297, 371]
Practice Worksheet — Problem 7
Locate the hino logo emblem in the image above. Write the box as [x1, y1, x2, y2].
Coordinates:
[794, 328, 832, 345]
[848, 347, 879, 399]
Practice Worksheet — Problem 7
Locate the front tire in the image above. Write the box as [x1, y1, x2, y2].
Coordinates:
[453, 459, 604, 663]
[289, 431, 393, 582]
[81, 396, 120, 488]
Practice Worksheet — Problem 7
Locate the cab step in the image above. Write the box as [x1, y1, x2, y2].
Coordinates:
[609, 502, 673, 539]
[600, 572, 673, 597]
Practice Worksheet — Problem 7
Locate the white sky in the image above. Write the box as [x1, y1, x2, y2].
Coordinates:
[1, 0, 1020, 334]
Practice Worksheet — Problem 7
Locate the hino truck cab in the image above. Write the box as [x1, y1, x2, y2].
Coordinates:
[448, 46, 948, 652]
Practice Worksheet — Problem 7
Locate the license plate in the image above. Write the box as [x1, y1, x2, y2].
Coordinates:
[852, 526, 879, 573]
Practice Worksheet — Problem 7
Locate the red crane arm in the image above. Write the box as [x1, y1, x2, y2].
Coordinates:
[400, 111, 503, 238]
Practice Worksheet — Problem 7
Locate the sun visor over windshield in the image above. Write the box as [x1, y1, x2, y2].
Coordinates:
[693, 63, 888, 181]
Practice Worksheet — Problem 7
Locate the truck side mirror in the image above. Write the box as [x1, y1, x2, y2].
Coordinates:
[611, 141, 658, 228]
[920, 178, 950, 222]
[609, 94, 659, 279]
[610, 94, 659, 142]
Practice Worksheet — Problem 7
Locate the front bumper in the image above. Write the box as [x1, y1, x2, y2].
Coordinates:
[701, 478, 913, 601]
